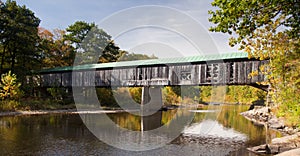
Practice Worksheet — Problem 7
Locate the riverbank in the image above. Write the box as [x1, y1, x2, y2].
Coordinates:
[0, 109, 139, 117]
[241, 106, 300, 155]
[0, 105, 181, 117]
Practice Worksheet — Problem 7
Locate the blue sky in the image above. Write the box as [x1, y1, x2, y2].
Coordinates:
[10, 0, 240, 58]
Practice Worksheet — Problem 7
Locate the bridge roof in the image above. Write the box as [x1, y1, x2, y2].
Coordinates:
[40, 52, 248, 73]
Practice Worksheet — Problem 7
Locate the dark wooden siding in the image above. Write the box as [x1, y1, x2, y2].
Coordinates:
[72, 72, 82, 87]
[62, 72, 72, 86]
[41, 73, 62, 87]
[40, 59, 268, 87]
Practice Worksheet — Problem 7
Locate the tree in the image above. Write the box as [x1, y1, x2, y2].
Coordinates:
[209, 0, 299, 46]
[64, 21, 96, 51]
[0, 71, 21, 100]
[64, 21, 121, 64]
[118, 52, 158, 61]
[38, 28, 75, 68]
[0, 0, 41, 79]
[209, 0, 300, 127]
[98, 40, 123, 63]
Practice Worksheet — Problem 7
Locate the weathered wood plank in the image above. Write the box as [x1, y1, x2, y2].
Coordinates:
[251, 61, 259, 83]
[245, 62, 252, 84]
[238, 62, 245, 84]
[169, 66, 179, 85]
[224, 63, 230, 84]
[95, 71, 102, 86]
[218, 63, 225, 84]
[62, 72, 72, 87]
[233, 62, 239, 84]
[72, 72, 82, 86]
[46, 73, 62, 86]
[162, 66, 168, 79]
[151, 67, 157, 79]
[83, 71, 95, 86]
[104, 70, 111, 86]
[193, 65, 199, 84]
[111, 69, 120, 86]
[200, 64, 206, 84]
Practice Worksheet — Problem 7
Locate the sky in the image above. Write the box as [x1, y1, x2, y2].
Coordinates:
[10, 0, 240, 58]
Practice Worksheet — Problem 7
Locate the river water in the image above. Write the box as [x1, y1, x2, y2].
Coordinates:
[0, 105, 281, 156]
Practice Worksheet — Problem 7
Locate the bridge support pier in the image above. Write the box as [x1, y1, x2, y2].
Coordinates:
[141, 86, 163, 106]
[141, 111, 163, 131]
[141, 86, 163, 131]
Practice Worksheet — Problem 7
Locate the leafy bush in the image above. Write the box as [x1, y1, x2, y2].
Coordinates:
[96, 88, 118, 107]
[47, 87, 67, 102]
[0, 100, 20, 111]
[162, 87, 181, 105]
[0, 71, 22, 111]
[128, 87, 142, 104]
[0, 71, 22, 100]
[200, 86, 266, 104]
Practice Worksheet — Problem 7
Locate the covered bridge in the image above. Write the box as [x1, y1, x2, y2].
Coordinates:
[39, 52, 268, 90]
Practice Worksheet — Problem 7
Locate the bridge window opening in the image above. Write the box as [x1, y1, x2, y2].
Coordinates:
[206, 64, 212, 83]
[144, 68, 148, 80]
[212, 64, 219, 82]
[138, 68, 143, 80]
[206, 64, 219, 83]
[229, 62, 234, 83]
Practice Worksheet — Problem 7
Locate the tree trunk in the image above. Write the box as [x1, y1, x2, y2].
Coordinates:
[0, 45, 6, 73]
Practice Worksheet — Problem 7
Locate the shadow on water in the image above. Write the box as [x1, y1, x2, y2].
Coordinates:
[0, 105, 281, 155]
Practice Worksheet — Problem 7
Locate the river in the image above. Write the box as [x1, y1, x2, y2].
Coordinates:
[0, 105, 281, 156]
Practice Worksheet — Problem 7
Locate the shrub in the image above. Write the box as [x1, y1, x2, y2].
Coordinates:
[0, 71, 22, 100]
[0, 71, 22, 111]
[47, 87, 67, 102]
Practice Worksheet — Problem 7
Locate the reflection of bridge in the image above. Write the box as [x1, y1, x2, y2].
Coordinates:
[39, 52, 268, 105]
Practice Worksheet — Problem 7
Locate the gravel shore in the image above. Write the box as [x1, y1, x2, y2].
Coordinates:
[0, 109, 135, 117]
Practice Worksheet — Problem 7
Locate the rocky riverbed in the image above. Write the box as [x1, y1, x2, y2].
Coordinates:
[241, 106, 300, 155]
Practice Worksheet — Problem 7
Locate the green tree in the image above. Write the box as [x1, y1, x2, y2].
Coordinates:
[64, 21, 121, 64]
[46, 87, 67, 103]
[118, 52, 158, 61]
[96, 88, 118, 107]
[98, 40, 123, 63]
[64, 21, 96, 50]
[0, 0, 41, 79]
[209, 0, 300, 127]
[209, 0, 299, 46]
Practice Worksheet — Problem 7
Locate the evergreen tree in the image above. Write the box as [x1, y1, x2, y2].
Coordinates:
[0, 0, 41, 80]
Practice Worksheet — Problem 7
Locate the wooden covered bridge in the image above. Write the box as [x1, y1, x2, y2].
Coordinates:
[39, 52, 268, 88]
[38, 52, 268, 105]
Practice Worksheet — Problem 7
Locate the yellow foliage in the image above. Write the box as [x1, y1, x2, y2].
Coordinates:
[0, 71, 22, 100]
[241, 20, 300, 127]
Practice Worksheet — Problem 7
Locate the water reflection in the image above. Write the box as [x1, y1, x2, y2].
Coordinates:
[183, 119, 247, 141]
[0, 105, 281, 155]
[79, 109, 194, 151]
